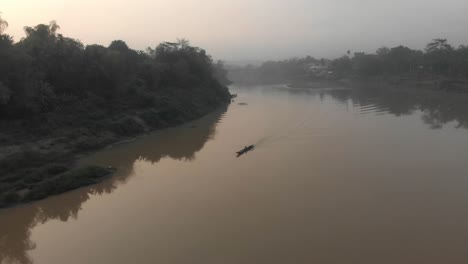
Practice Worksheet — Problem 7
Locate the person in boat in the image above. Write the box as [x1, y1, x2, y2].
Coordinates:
[236, 145, 254, 157]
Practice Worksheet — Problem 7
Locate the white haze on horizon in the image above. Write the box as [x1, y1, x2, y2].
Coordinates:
[2, 0, 468, 61]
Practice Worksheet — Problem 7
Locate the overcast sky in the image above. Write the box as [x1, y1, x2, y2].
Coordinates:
[2, 0, 468, 61]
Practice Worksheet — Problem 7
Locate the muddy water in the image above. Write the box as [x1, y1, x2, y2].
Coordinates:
[2, 85, 468, 264]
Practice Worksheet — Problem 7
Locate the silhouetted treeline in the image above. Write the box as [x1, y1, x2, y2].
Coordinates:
[332, 39, 468, 79]
[0, 18, 230, 119]
[228, 39, 468, 85]
[0, 17, 231, 208]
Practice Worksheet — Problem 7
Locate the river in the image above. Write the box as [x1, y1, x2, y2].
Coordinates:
[2, 84, 468, 264]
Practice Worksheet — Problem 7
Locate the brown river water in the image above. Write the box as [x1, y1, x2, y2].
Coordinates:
[2, 84, 468, 264]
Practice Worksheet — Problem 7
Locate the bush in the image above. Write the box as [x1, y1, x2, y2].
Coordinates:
[2, 192, 20, 204]
[72, 135, 115, 152]
[110, 117, 145, 136]
[0, 151, 67, 177]
[139, 110, 165, 128]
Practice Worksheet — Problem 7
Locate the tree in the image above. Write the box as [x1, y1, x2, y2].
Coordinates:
[352, 53, 382, 76]
[0, 12, 8, 35]
[386, 46, 416, 74]
[332, 56, 352, 77]
[48, 20, 60, 35]
[0, 82, 11, 105]
[454, 45, 468, 78]
[176, 38, 190, 50]
[425, 39, 454, 76]
[425, 38, 453, 53]
[20, 22, 61, 57]
[108, 40, 129, 52]
[0, 13, 13, 81]
[376, 47, 390, 57]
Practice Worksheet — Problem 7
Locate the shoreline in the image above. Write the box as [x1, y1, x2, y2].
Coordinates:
[287, 76, 468, 92]
[0, 97, 231, 209]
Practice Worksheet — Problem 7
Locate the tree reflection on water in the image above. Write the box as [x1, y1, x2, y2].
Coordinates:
[0, 106, 227, 264]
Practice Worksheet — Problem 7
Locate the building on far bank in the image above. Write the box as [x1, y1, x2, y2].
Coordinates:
[306, 62, 332, 78]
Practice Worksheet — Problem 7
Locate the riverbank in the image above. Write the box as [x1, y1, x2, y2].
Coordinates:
[0, 87, 232, 209]
[288, 76, 468, 92]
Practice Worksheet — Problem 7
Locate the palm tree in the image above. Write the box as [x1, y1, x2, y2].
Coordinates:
[177, 38, 190, 50]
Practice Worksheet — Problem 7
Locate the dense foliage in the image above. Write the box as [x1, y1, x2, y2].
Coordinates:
[332, 39, 468, 79]
[0, 17, 230, 119]
[0, 16, 231, 208]
[228, 39, 468, 85]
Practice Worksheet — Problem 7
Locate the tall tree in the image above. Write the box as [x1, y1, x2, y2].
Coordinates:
[425, 39, 454, 76]
[0, 12, 8, 35]
[425, 38, 453, 53]
[177, 38, 190, 50]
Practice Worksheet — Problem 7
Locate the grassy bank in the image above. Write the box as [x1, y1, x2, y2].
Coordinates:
[0, 94, 231, 208]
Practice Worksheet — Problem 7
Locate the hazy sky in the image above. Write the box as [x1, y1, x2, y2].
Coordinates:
[2, 0, 468, 61]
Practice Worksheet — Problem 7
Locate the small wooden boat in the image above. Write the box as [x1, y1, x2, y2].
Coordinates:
[236, 145, 255, 157]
